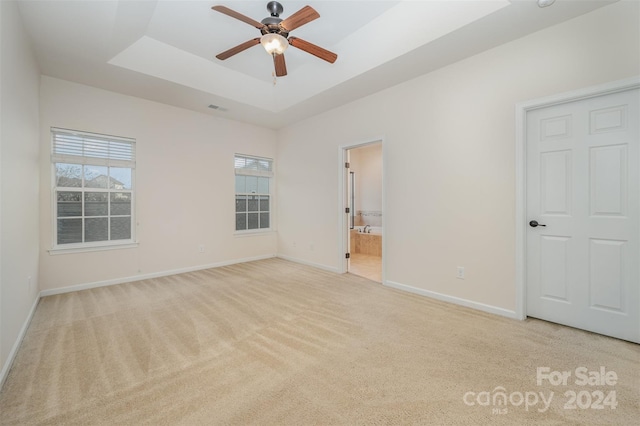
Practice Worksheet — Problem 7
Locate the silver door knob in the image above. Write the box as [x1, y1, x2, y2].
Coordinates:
[529, 220, 546, 228]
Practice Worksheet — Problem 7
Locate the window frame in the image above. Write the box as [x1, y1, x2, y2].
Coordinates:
[234, 154, 274, 235]
[49, 128, 137, 254]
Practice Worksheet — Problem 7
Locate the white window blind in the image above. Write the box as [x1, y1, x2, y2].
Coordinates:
[234, 154, 273, 177]
[52, 128, 135, 168]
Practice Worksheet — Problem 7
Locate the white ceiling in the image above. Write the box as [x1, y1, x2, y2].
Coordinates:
[17, 0, 615, 129]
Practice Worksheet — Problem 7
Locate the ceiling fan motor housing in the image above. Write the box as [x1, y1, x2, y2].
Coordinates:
[261, 1, 287, 36]
[261, 18, 285, 34]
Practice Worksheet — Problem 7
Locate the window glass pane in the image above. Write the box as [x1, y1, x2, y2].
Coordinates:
[257, 177, 269, 194]
[55, 163, 82, 187]
[248, 195, 259, 212]
[57, 191, 82, 217]
[84, 165, 109, 188]
[247, 213, 259, 229]
[57, 219, 82, 244]
[235, 175, 246, 193]
[259, 195, 269, 212]
[235, 213, 247, 231]
[111, 217, 131, 240]
[259, 213, 270, 229]
[85, 192, 108, 216]
[109, 167, 132, 190]
[245, 176, 258, 193]
[111, 192, 131, 215]
[85, 217, 108, 242]
[235, 195, 247, 213]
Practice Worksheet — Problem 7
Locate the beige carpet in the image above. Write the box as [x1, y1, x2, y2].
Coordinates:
[0, 258, 638, 425]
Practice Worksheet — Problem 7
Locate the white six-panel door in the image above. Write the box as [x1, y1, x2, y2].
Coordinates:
[526, 88, 639, 343]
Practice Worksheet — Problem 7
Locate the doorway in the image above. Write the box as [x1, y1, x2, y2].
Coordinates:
[517, 78, 639, 343]
[341, 140, 384, 282]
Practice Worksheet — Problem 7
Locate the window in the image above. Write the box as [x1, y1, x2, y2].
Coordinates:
[235, 154, 273, 232]
[51, 128, 135, 249]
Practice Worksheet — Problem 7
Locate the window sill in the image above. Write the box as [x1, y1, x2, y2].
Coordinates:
[49, 241, 139, 255]
[234, 229, 275, 238]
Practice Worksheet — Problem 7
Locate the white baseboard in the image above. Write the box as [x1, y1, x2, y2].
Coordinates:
[384, 280, 519, 320]
[0, 295, 40, 390]
[40, 254, 277, 297]
[276, 254, 341, 274]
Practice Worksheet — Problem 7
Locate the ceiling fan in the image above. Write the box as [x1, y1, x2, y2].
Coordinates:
[212, 1, 338, 77]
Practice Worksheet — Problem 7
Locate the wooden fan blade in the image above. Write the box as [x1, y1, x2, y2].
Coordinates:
[216, 38, 260, 60]
[289, 37, 337, 63]
[212, 5, 265, 29]
[279, 5, 319, 32]
[273, 53, 287, 77]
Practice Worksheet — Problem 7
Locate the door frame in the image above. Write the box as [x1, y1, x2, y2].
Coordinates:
[338, 137, 386, 281]
[515, 76, 640, 321]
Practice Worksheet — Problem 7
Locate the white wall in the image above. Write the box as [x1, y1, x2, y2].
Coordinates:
[39, 77, 277, 291]
[349, 143, 382, 226]
[0, 0, 41, 378]
[277, 1, 640, 312]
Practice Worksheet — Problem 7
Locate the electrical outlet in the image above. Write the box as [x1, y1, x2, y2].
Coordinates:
[456, 266, 465, 279]
[293, 241, 297, 248]
[198, 244, 205, 253]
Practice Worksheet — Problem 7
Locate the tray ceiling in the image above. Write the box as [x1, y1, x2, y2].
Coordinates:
[17, 0, 614, 128]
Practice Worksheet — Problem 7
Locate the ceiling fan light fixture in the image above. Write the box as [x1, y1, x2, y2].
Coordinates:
[537, 0, 556, 7]
[260, 33, 288, 55]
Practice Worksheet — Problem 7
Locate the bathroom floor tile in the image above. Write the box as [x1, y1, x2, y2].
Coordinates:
[348, 253, 382, 282]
